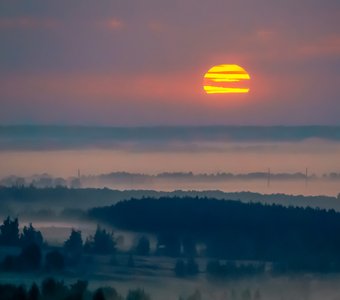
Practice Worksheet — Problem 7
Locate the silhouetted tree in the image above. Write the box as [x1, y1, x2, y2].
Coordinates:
[127, 254, 135, 268]
[64, 229, 83, 265]
[186, 258, 199, 276]
[157, 233, 180, 257]
[89, 197, 340, 266]
[135, 236, 150, 256]
[182, 237, 196, 257]
[64, 229, 83, 254]
[175, 259, 186, 277]
[69, 280, 88, 300]
[2, 255, 16, 271]
[126, 289, 151, 300]
[0, 280, 125, 300]
[93, 288, 105, 300]
[41, 278, 68, 300]
[70, 178, 81, 189]
[206, 260, 224, 277]
[13, 285, 27, 300]
[45, 250, 65, 272]
[20, 223, 44, 248]
[0, 283, 19, 300]
[85, 226, 116, 255]
[0, 217, 20, 246]
[175, 258, 199, 277]
[187, 290, 201, 300]
[28, 283, 40, 300]
[101, 287, 123, 300]
[206, 260, 264, 278]
[19, 243, 42, 271]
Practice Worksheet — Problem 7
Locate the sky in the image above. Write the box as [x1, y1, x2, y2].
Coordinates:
[0, 0, 339, 126]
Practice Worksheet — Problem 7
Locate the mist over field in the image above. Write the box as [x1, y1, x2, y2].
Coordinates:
[2, 195, 340, 300]
[1, 0, 339, 297]
[1, 126, 340, 196]
[0, 126, 339, 300]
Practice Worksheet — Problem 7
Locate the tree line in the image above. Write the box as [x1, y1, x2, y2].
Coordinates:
[0, 216, 269, 280]
[89, 197, 340, 272]
[0, 278, 151, 300]
[1, 186, 339, 212]
[0, 216, 123, 272]
[0, 278, 263, 300]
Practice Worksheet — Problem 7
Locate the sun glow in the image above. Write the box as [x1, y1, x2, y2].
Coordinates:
[203, 64, 250, 94]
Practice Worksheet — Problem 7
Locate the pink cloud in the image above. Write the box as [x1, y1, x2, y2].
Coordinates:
[0, 17, 59, 29]
[100, 18, 124, 30]
[0, 71, 201, 102]
[298, 35, 340, 57]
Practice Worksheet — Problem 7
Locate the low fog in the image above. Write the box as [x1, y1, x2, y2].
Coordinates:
[1, 126, 339, 183]
[0, 127, 340, 299]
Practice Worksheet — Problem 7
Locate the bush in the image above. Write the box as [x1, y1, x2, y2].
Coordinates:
[64, 229, 83, 255]
[175, 258, 199, 277]
[0, 217, 20, 246]
[2, 255, 16, 271]
[20, 223, 44, 248]
[28, 283, 40, 300]
[41, 278, 69, 300]
[126, 288, 151, 300]
[45, 250, 65, 272]
[186, 258, 199, 276]
[93, 288, 106, 300]
[84, 226, 116, 255]
[135, 236, 150, 256]
[206, 260, 265, 278]
[19, 243, 42, 271]
[175, 259, 186, 277]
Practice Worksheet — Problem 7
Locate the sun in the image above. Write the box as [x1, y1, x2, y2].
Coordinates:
[203, 64, 250, 94]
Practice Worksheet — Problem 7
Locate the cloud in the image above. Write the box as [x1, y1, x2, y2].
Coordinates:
[298, 35, 340, 57]
[0, 17, 59, 29]
[0, 70, 202, 102]
[100, 18, 124, 30]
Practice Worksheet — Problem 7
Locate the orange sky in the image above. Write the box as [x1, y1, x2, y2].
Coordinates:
[0, 0, 339, 125]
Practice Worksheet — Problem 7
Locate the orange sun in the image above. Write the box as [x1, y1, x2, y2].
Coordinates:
[203, 64, 250, 94]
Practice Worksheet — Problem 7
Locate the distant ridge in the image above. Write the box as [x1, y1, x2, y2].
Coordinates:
[0, 186, 339, 211]
[1, 171, 339, 189]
